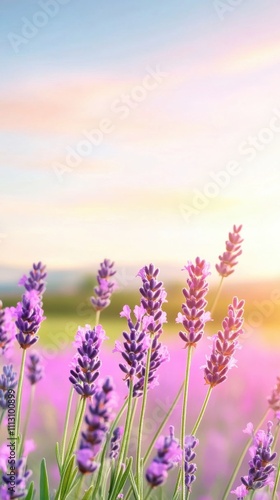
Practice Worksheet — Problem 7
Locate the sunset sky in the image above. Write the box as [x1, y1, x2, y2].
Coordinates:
[1, 0, 280, 282]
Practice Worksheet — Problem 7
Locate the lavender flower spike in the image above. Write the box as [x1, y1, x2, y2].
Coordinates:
[70, 325, 105, 398]
[232, 421, 277, 497]
[81, 377, 117, 455]
[184, 435, 199, 491]
[216, 224, 243, 278]
[91, 258, 117, 312]
[204, 297, 244, 387]
[26, 351, 44, 385]
[114, 305, 150, 396]
[0, 457, 32, 499]
[176, 257, 211, 348]
[19, 262, 47, 295]
[15, 293, 45, 350]
[0, 302, 17, 355]
[138, 263, 167, 336]
[76, 377, 117, 473]
[0, 365, 17, 410]
[110, 427, 123, 459]
[134, 264, 169, 396]
[146, 426, 182, 488]
[14, 262, 47, 350]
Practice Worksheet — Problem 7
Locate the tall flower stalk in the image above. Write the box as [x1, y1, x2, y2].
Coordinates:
[135, 264, 167, 497]
[56, 325, 105, 500]
[191, 296, 245, 439]
[231, 421, 277, 498]
[14, 262, 46, 454]
[58, 259, 117, 471]
[175, 257, 210, 499]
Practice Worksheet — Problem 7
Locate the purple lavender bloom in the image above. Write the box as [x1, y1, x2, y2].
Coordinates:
[0, 302, 17, 356]
[18, 262, 47, 295]
[204, 297, 244, 387]
[184, 435, 199, 491]
[1, 457, 32, 499]
[15, 292, 45, 350]
[216, 224, 243, 278]
[26, 351, 44, 385]
[115, 296, 169, 398]
[91, 259, 117, 312]
[176, 257, 211, 348]
[110, 427, 123, 459]
[69, 326, 105, 398]
[76, 448, 99, 474]
[76, 377, 117, 473]
[0, 365, 17, 410]
[138, 263, 167, 336]
[134, 264, 169, 396]
[231, 484, 248, 499]
[240, 421, 277, 492]
[146, 426, 182, 488]
[132, 337, 169, 398]
[233, 421, 277, 497]
[114, 305, 150, 394]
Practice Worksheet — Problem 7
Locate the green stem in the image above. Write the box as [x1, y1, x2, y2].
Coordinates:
[55, 397, 87, 500]
[210, 277, 224, 316]
[179, 347, 193, 500]
[125, 382, 185, 500]
[136, 336, 154, 497]
[0, 410, 5, 426]
[95, 310, 100, 326]
[76, 474, 84, 499]
[249, 491, 254, 499]
[60, 388, 74, 466]
[19, 383, 35, 457]
[92, 398, 128, 497]
[272, 419, 280, 452]
[64, 397, 87, 467]
[123, 398, 138, 459]
[222, 408, 270, 500]
[15, 349, 27, 455]
[109, 380, 134, 500]
[144, 381, 184, 464]
[272, 459, 280, 499]
[144, 486, 153, 500]
[191, 385, 212, 435]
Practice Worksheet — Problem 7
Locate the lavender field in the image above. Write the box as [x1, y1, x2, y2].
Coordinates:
[1, 1, 280, 498]
[0, 227, 280, 499]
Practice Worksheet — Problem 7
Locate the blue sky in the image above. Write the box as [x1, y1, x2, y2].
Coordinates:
[1, 0, 280, 281]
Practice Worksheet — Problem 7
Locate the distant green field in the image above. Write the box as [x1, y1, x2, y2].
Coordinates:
[2, 278, 280, 347]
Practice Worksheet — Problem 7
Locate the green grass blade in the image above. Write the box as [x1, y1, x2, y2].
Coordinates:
[40, 459, 50, 500]
[25, 481, 35, 500]
[82, 485, 94, 500]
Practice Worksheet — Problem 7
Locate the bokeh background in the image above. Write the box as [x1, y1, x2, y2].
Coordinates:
[1, 0, 280, 498]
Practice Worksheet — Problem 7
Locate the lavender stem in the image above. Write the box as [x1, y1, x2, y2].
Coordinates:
[210, 276, 224, 316]
[191, 385, 212, 436]
[60, 387, 75, 466]
[15, 349, 27, 454]
[179, 346, 193, 500]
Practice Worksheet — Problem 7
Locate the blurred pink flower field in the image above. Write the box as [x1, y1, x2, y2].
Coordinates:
[14, 332, 279, 498]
